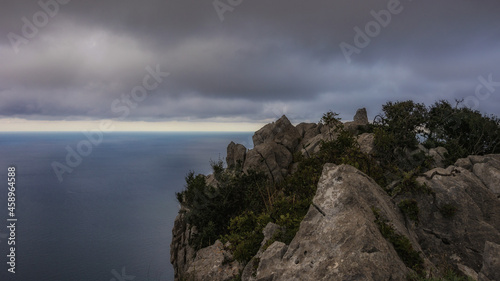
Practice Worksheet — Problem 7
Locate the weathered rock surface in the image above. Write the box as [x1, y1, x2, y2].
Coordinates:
[252, 115, 301, 152]
[428, 147, 448, 168]
[357, 133, 375, 155]
[354, 107, 369, 124]
[185, 240, 243, 281]
[479, 241, 500, 281]
[413, 157, 500, 276]
[415, 163, 500, 272]
[300, 134, 326, 157]
[241, 222, 282, 281]
[344, 107, 369, 133]
[243, 142, 293, 182]
[250, 164, 412, 281]
[171, 112, 500, 281]
[170, 209, 196, 281]
[226, 141, 247, 168]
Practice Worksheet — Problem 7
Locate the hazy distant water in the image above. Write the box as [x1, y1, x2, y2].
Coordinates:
[0, 132, 253, 281]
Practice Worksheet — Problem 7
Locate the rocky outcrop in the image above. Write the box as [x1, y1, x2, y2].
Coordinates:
[344, 107, 369, 133]
[413, 160, 500, 277]
[245, 157, 500, 280]
[170, 208, 196, 281]
[243, 142, 293, 182]
[226, 141, 247, 168]
[231, 115, 299, 182]
[171, 111, 500, 281]
[185, 240, 243, 281]
[252, 115, 301, 152]
[354, 107, 369, 124]
[248, 164, 412, 281]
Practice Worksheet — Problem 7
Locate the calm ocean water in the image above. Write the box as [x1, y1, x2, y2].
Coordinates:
[0, 132, 253, 281]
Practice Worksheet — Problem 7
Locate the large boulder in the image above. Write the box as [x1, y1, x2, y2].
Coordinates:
[226, 141, 247, 168]
[345, 107, 369, 133]
[252, 115, 301, 152]
[243, 142, 293, 182]
[354, 107, 369, 124]
[414, 157, 500, 274]
[251, 164, 412, 280]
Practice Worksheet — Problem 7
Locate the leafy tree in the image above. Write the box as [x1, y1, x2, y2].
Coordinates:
[426, 100, 500, 164]
[373, 100, 428, 172]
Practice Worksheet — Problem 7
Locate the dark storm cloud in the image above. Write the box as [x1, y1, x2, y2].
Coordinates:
[0, 0, 499, 123]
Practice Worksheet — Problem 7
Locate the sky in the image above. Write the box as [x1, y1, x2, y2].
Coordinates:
[1, 0, 499, 131]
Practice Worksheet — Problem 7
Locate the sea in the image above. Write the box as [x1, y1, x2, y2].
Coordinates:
[0, 132, 254, 281]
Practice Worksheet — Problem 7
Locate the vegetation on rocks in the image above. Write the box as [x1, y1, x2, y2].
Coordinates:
[174, 99, 500, 279]
[372, 207, 424, 274]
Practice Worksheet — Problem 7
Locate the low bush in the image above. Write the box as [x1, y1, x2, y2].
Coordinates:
[372, 208, 424, 274]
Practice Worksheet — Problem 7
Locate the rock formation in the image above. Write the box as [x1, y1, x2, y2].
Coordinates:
[226, 141, 247, 169]
[170, 110, 500, 281]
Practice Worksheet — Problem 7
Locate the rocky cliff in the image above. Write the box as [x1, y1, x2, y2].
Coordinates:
[170, 110, 500, 281]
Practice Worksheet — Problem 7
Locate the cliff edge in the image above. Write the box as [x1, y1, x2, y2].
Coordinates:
[171, 108, 500, 281]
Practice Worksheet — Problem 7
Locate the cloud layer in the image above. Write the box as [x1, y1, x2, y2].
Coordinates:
[1, 0, 499, 124]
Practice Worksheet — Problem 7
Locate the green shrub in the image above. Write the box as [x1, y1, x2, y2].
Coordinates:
[175, 100, 499, 272]
[426, 100, 500, 164]
[373, 208, 424, 274]
[177, 166, 269, 250]
[389, 171, 433, 197]
[222, 211, 271, 263]
[398, 199, 420, 224]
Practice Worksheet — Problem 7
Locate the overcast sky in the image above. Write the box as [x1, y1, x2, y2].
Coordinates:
[1, 0, 499, 131]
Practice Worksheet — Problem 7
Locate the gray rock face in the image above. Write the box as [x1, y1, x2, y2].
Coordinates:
[241, 223, 283, 281]
[170, 111, 500, 281]
[226, 141, 247, 168]
[357, 133, 375, 155]
[251, 164, 411, 281]
[428, 147, 448, 168]
[300, 134, 326, 157]
[244, 142, 293, 182]
[252, 115, 301, 152]
[343, 107, 369, 134]
[470, 155, 500, 197]
[296, 122, 322, 144]
[170, 209, 196, 281]
[353, 107, 369, 124]
[414, 158, 500, 274]
[479, 241, 500, 281]
[185, 240, 243, 281]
